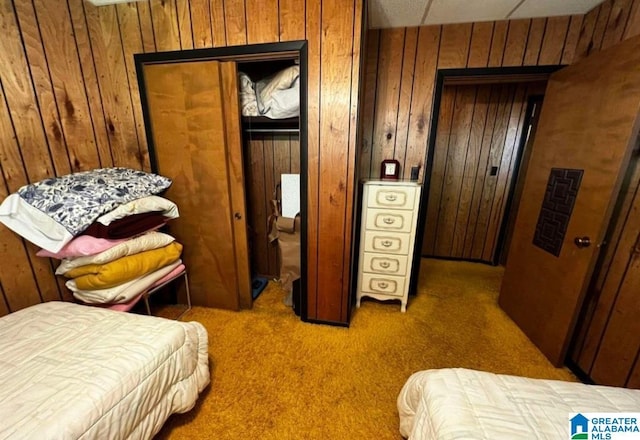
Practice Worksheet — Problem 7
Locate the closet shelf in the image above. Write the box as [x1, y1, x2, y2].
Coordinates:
[242, 116, 299, 133]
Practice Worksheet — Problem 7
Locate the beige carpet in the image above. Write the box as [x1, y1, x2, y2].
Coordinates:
[156, 258, 575, 439]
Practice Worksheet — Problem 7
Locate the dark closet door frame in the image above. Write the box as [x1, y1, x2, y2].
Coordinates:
[409, 65, 561, 296]
[134, 41, 309, 321]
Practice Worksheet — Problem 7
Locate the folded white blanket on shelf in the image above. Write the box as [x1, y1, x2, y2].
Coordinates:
[67, 259, 182, 304]
[239, 72, 260, 117]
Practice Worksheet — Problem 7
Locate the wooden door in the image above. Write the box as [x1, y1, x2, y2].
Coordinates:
[499, 35, 640, 366]
[422, 82, 538, 263]
[141, 60, 251, 310]
[569, 148, 640, 388]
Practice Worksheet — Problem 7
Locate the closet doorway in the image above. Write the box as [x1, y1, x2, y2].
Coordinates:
[410, 66, 558, 294]
[135, 42, 307, 316]
[418, 68, 557, 266]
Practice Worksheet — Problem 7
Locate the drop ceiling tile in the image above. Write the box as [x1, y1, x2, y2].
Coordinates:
[369, 0, 427, 29]
[423, 0, 520, 25]
[510, 0, 605, 18]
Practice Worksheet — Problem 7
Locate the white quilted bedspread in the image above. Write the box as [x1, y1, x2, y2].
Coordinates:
[0, 302, 209, 440]
[398, 368, 640, 439]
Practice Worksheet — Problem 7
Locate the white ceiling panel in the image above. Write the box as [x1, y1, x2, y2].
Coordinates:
[368, 0, 428, 28]
[510, 0, 605, 19]
[424, 0, 519, 25]
[368, 0, 606, 29]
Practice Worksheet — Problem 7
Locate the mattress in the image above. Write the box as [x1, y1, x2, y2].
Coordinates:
[398, 368, 640, 440]
[0, 301, 209, 440]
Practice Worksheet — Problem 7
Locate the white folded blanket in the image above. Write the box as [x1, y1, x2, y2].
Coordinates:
[67, 259, 182, 304]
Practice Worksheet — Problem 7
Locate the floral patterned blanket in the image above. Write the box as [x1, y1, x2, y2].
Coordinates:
[17, 168, 172, 236]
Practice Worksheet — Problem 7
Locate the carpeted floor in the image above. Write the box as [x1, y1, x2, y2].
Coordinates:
[156, 258, 576, 439]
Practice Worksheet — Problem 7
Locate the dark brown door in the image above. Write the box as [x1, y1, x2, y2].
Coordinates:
[499, 35, 640, 366]
[141, 60, 251, 310]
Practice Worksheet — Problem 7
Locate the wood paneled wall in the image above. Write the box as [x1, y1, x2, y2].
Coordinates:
[422, 82, 544, 263]
[0, 0, 364, 324]
[570, 150, 640, 388]
[244, 134, 300, 279]
[360, 0, 640, 182]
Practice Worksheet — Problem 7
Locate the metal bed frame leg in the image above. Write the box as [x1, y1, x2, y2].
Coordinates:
[142, 270, 191, 320]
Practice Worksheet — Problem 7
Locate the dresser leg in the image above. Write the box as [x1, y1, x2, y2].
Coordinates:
[401, 302, 407, 313]
[356, 297, 361, 308]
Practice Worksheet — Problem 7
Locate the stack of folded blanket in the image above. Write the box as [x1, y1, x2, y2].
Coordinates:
[38, 197, 185, 309]
[0, 167, 186, 310]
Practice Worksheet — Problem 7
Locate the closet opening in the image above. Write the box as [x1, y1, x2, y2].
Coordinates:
[410, 66, 560, 295]
[237, 56, 302, 313]
[135, 41, 308, 319]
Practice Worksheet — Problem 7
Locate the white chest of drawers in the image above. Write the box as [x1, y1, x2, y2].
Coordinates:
[356, 181, 421, 312]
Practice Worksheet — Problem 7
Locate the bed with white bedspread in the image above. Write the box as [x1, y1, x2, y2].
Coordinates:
[398, 368, 640, 440]
[0, 301, 209, 439]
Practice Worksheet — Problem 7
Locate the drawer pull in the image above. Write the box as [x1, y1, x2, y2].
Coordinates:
[381, 240, 393, 247]
[379, 261, 391, 269]
[385, 194, 397, 202]
[383, 217, 395, 224]
[377, 282, 389, 289]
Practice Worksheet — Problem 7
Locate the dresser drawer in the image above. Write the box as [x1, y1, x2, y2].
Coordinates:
[361, 273, 406, 297]
[365, 209, 413, 232]
[363, 230, 411, 255]
[362, 252, 408, 276]
[367, 185, 417, 210]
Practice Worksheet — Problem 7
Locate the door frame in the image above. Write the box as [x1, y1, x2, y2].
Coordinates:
[134, 41, 309, 320]
[409, 65, 561, 295]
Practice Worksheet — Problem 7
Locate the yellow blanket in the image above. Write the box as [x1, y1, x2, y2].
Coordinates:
[66, 242, 183, 290]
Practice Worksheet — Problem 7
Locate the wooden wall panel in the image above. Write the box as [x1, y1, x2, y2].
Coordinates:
[601, 0, 634, 49]
[304, 0, 320, 319]
[422, 83, 533, 263]
[625, 0, 640, 37]
[402, 27, 440, 181]
[85, 4, 143, 169]
[224, 0, 247, 46]
[370, 28, 405, 176]
[522, 18, 546, 65]
[467, 22, 493, 68]
[245, 138, 272, 278]
[502, 19, 530, 67]
[116, 3, 151, 171]
[210, 0, 227, 46]
[0, 0, 365, 324]
[488, 21, 508, 67]
[451, 85, 492, 257]
[244, 136, 305, 277]
[176, 0, 195, 50]
[317, 0, 359, 322]
[561, 15, 584, 64]
[13, 0, 71, 177]
[33, 0, 101, 172]
[438, 23, 472, 69]
[538, 16, 571, 65]
[279, 0, 305, 41]
[150, 0, 182, 51]
[189, 0, 214, 48]
[343, 0, 364, 322]
[0, 83, 57, 311]
[393, 28, 419, 172]
[432, 86, 476, 256]
[246, 0, 279, 44]
[360, 0, 640, 182]
[1, 0, 637, 320]
[358, 29, 379, 180]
